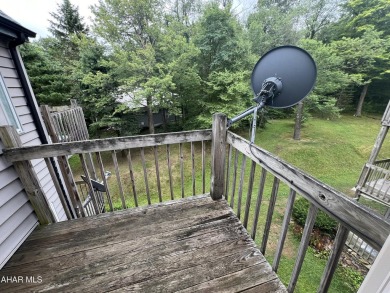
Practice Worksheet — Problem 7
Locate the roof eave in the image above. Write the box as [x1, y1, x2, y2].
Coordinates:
[0, 15, 36, 45]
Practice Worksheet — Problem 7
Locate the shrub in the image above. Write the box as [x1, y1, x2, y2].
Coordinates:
[340, 267, 365, 292]
[292, 197, 338, 236]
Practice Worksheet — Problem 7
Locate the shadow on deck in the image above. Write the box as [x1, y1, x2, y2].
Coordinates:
[0, 195, 286, 292]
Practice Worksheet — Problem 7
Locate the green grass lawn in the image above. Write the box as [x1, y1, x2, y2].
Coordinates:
[69, 114, 388, 293]
[243, 115, 390, 195]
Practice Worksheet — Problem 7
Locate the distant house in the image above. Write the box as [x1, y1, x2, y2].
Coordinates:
[0, 11, 67, 268]
[117, 93, 177, 130]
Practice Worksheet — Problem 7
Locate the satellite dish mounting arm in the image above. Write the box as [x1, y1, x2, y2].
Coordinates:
[227, 76, 282, 128]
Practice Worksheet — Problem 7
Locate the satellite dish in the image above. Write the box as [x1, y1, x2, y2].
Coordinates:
[227, 45, 317, 138]
[251, 45, 317, 108]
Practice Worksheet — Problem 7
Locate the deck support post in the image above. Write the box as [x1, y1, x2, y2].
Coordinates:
[211, 113, 227, 200]
[0, 126, 54, 225]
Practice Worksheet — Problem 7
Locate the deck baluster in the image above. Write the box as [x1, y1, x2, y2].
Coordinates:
[288, 203, 318, 292]
[225, 144, 233, 201]
[79, 153, 100, 215]
[154, 146, 162, 202]
[95, 152, 113, 211]
[202, 140, 206, 194]
[261, 177, 280, 254]
[191, 142, 196, 195]
[237, 154, 247, 219]
[140, 147, 151, 205]
[167, 145, 174, 200]
[230, 149, 239, 208]
[180, 143, 185, 198]
[318, 225, 349, 293]
[243, 161, 256, 228]
[251, 168, 267, 240]
[126, 149, 138, 207]
[273, 189, 296, 272]
[112, 150, 126, 209]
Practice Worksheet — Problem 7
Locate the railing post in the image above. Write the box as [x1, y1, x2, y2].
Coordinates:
[0, 126, 54, 225]
[210, 113, 227, 200]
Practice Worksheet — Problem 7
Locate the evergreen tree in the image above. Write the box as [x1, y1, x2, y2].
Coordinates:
[49, 0, 88, 41]
[20, 40, 74, 105]
[22, 1, 90, 107]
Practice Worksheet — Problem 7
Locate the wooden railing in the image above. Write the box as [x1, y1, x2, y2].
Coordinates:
[1, 127, 212, 221]
[347, 159, 390, 264]
[203, 114, 390, 293]
[40, 100, 89, 143]
[224, 129, 390, 292]
[2, 114, 390, 292]
[356, 158, 390, 205]
[345, 232, 378, 264]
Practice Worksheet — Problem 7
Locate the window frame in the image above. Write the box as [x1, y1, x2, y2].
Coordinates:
[0, 73, 23, 133]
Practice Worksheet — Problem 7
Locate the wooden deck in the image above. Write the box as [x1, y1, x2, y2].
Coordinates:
[0, 195, 286, 293]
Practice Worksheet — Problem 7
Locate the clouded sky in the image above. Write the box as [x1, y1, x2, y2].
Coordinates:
[1, 0, 257, 39]
[0, 0, 99, 38]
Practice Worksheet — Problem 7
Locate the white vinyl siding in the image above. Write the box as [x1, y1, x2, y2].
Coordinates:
[0, 40, 66, 269]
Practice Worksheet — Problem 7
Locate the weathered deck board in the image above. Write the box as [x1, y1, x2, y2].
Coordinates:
[0, 195, 286, 293]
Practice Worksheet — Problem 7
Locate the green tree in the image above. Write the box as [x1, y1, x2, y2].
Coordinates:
[247, 0, 301, 56]
[49, 0, 88, 41]
[193, 3, 253, 128]
[195, 3, 251, 78]
[300, 39, 350, 118]
[157, 19, 201, 128]
[300, 0, 344, 40]
[20, 39, 74, 106]
[48, 0, 88, 61]
[168, 0, 202, 27]
[330, 0, 390, 115]
[292, 0, 344, 139]
[197, 70, 253, 127]
[22, 0, 89, 107]
[343, 0, 390, 38]
[331, 29, 390, 116]
[70, 35, 137, 136]
[92, 0, 201, 133]
[92, 0, 167, 133]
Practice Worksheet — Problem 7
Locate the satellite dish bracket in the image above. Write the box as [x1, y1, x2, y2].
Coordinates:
[227, 76, 282, 129]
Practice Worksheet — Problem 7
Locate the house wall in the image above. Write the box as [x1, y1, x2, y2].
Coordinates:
[0, 40, 66, 269]
[138, 109, 177, 129]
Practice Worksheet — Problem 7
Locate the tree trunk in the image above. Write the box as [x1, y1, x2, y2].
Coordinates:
[162, 109, 168, 131]
[146, 96, 155, 134]
[355, 84, 369, 117]
[293, 102, 304, 140]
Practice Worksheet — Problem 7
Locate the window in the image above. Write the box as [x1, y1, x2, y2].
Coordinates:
[0, 74, 22, 133]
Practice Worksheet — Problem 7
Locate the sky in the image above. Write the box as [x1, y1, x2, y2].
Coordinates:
[0, 0, 257, 39]
[0, 0, 99, 38]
